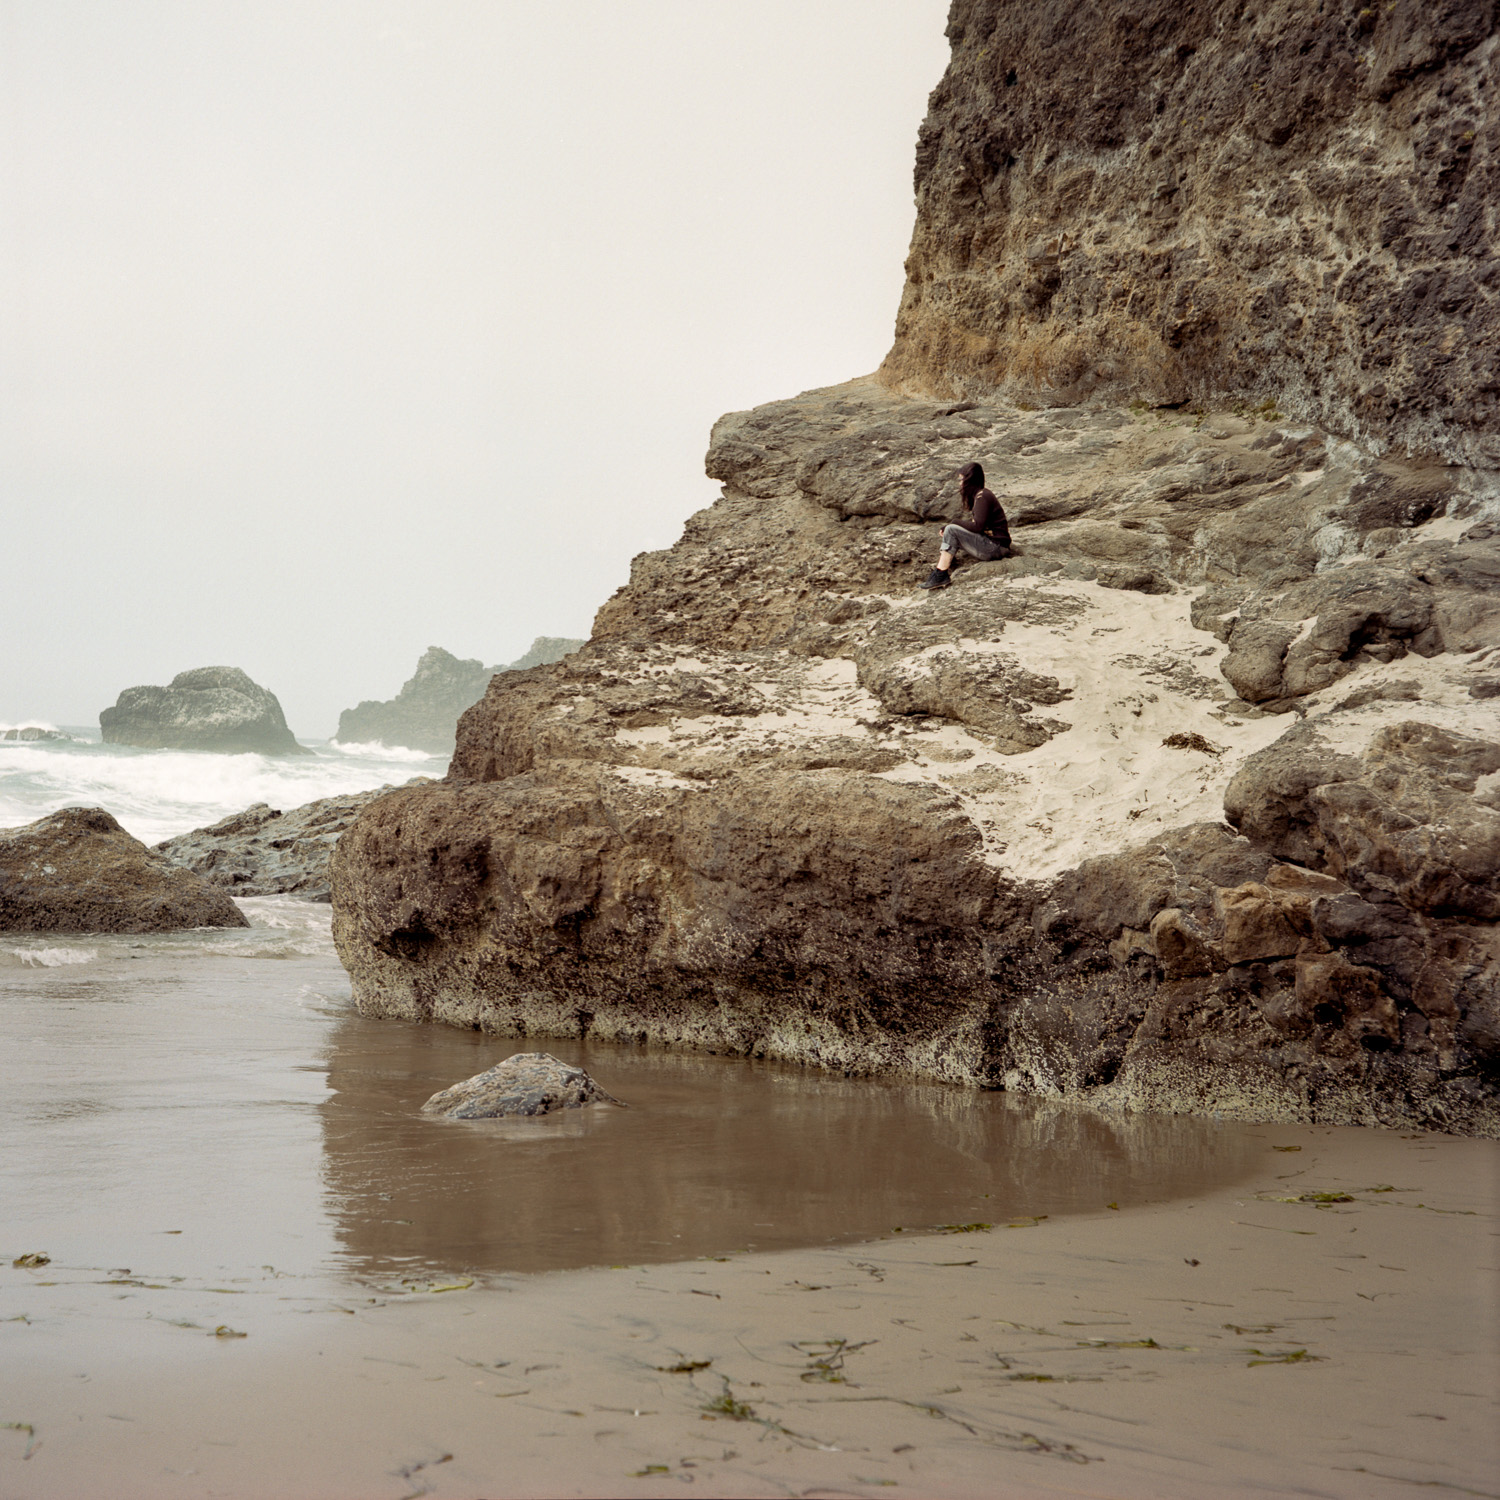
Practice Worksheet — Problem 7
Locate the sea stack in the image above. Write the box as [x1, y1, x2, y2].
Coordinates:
[100, 666, 307, 755]
[335, 639, 584, 754]
[331, 1, 1500, 1136]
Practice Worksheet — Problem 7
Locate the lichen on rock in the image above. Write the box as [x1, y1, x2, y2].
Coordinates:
[420, 1053, 623, 1118]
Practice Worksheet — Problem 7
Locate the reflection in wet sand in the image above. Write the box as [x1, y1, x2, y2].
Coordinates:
[319, 1018, 1264, 1278]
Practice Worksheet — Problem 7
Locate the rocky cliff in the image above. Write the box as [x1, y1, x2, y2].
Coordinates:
[882, 0, 1500, 469]
[331, 2, 1500, 1135]
[335, 639, 584, 754]
[100, 666, 307, 755]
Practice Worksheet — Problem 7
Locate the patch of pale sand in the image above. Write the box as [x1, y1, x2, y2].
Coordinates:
[4, 1123, 1494, 1500]
[615, 657, 887, 759]
[1418, 508, 1499, 546]
[1296, 649, 1500, 756]
[610, 766, 705, 793]
[879, 583, 1289, 878]
[611, 721, 675, 746]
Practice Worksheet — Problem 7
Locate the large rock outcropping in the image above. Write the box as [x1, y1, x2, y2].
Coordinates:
[882, 0, 1500, 468]
[0, 807, 248, 933]
[100, 667, 307, 755]
[335, 639, 584, 754]
[331, 2, 1500, 1135]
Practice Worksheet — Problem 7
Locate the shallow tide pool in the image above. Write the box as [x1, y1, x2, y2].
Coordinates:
[0, 899, 1265, 1287]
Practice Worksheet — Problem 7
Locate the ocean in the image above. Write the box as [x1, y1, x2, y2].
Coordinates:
[0, 725, 448, 845]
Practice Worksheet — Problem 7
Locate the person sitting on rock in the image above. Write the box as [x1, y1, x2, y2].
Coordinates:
[921, 461, 1011, 589]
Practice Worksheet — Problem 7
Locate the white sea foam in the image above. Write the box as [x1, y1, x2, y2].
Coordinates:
[327, 739, 434, 761]
[0, 736, 447, 844]
[1, 945, 98, 968]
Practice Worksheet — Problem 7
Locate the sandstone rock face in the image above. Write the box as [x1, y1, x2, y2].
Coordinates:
[335, 639, 584, 754]
[100, 667, 307, 755]
[154, 781, 432, 902]
[0, 807, 248, 933]
[331, 5, 1500, 1135]
[880, 0, 1500, 469]
[420, 1052, 623, 1118]
[334, 382, 1500, 1135]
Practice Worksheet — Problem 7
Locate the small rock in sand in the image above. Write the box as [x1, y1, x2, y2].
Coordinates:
[420, 1052, 623, 1118]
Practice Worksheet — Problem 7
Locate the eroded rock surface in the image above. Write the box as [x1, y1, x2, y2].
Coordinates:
[0, 807, 248, 933]
[882, 0, 1500, 469]
[333, 379, 1500, 1134]
[100, 667, 307, 755]
[420, 1052, 622, 1118]
[155, 781, 432, 902]
[332, 4, 1500, 1135]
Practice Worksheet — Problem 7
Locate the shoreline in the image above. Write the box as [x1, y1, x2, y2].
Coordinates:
[5, 1117, 1496, 1499]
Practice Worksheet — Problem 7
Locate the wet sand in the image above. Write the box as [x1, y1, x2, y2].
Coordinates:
[5, 1120, 1496, 1500]
[3, 905, 1496, 1496]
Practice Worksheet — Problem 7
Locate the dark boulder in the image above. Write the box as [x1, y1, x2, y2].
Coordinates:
[1, 727, 68, 742]
[0, 807, 248, 933]
[155, 780, 433, 902]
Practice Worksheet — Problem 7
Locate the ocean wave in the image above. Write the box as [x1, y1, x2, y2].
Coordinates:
[1, 945, 98, 968]
[326, 739, 435, 762]
[0, 739, 447, 844]
[239, 895, 335, 935]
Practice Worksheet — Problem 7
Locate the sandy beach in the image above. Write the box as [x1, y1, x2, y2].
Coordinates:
[5, 1117, 1495, 1500]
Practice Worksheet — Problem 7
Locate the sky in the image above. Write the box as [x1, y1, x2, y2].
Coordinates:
[0, 1, 952, 736]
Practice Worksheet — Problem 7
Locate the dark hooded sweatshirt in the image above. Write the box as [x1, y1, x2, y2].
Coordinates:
[953, 488, 1010, 548]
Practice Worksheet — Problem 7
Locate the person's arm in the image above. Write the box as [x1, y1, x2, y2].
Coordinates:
[981, 491, 1011, 547]
[956, 491, 994, 535]
[951, 499, 984, 534]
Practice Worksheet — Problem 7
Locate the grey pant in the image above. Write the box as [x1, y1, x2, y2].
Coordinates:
[941, 524, 1008, 562]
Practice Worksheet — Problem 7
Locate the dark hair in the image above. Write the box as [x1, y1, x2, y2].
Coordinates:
[958, 462, 985, 508]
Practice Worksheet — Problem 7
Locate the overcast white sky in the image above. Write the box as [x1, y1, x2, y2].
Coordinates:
[1, 1, 951, 735]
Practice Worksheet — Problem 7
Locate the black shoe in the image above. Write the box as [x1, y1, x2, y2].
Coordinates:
[920, 567, 952, 590]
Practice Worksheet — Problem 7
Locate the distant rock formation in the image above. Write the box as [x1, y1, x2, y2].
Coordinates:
[100, 667, 307, 755]
[505, 636, 587, 673]
[420, 1052, 624, 1118]
[155, 780, 432, 902]
[1, 727, 67, 742]
[335, 638, 584, 754]
[0, 807, 248, 933]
